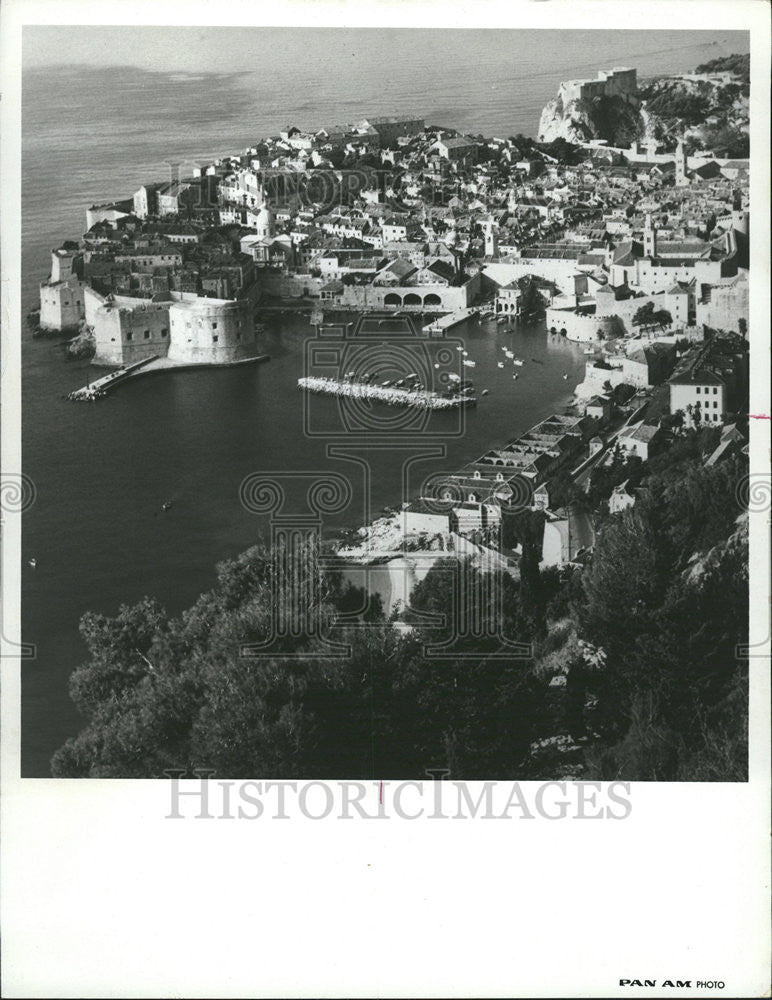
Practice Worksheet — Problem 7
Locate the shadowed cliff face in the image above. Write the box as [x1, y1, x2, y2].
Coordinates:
[538, 93, 644, 145]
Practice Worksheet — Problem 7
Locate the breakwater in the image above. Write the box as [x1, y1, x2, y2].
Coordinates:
[298, 375, 476, 409]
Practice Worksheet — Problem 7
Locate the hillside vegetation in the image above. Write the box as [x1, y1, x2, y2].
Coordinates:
[52, 436, 749, 782]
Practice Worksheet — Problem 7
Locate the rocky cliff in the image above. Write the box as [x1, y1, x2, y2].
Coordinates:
[538, 60, 749, 155]
[538, 93, 644, 146]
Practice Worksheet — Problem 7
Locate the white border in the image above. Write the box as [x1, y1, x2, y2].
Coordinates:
[2, 2, 770, 997]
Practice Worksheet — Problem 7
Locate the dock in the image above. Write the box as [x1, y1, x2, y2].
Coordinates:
[422, 306, 479, 337]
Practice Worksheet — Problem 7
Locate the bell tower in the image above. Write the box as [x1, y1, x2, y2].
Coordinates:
[675, 139, 688, 187]
[643, 213, 657, 258]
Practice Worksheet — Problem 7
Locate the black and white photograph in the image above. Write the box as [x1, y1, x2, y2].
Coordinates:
[1, 1, 769, 996]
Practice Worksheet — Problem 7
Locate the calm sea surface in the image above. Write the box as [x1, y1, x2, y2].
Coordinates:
[21, 29, 747, 774]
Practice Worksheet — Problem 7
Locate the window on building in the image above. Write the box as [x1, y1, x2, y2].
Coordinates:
[713, 387, 718, 394]
[212, 322, 218, 330]
[696, 386, 701, 394]
[126, 332, 133, 341]
[161, 329, 168, 337]
[144, 330, 150, 339]
[212, 335, 219, 343]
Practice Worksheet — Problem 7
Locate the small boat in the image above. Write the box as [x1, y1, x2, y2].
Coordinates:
[455, 346, 463, 352]
[434, 363, 440, 369]
[463, 359, 476, 368]
[462, 350, 468, 357]
[28, 558, 37, 569]
[497, 316, 508, 325]
[583, 347, 596, 355]
[497, 362, 504, 369]
[512, 374, 518, 380]
[562, 374, 568, 380]
[513, 358, 524, 367]
[161, 501, 174, 512]
[481, 389, 489, 396]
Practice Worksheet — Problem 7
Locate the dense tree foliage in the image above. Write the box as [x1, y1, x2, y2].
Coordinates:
[53, 442, 748, 781]
[695, 53, 750, 86]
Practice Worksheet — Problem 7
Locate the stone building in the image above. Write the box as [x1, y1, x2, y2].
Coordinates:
[38, 248, 87, 332]
[91, 294, 171, 367]
[166, 290, 259, 365]
[558, 67, 637, 106]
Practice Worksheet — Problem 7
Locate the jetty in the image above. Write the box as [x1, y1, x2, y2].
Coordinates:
[298, 376, 475, 409]
[66, 356, 159, 401]
[66, 353, 270, 402]
[422, 306, 479, 337]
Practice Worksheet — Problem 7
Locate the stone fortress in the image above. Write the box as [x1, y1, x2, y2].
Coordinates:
[557, 67, 638, 107]
[40, 245, 261, 368]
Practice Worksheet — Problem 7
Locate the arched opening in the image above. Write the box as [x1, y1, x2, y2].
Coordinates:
[423, 293, 442, 307]
[403, 293, 422, 306]
[383, 293, 402, 306]
[560, 328, 567, 336]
